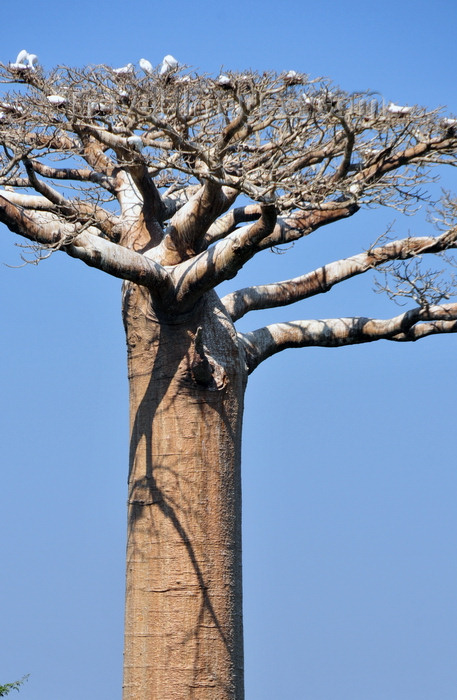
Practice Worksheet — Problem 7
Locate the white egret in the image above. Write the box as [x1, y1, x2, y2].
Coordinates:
[15, 49, 29, 64]
[217, 75, 232, 88]
[113, 63, 134, 75]
[47, 95, 67, 106]
[322, 91, 338, 108]
[160, 54, 178, 75]
[362, 148, 380, 158]
[127, 135, 144, 151]
[302, 93, 316, 109]
[387, 102, 413, 115]
[1, 102, 23, 113]
[284, 70, 302, 86]
[10, 50, 38, 70]
[9, 61, 27, 70]
[89, 102, 111, 116]
[26, 53, 38, 69]
[139, 58, 153, 75]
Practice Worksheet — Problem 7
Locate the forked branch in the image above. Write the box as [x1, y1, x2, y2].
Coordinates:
[163, 182, 238, 261]
[171, 203, 277, 307]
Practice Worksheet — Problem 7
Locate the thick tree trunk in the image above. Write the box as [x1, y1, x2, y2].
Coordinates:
[122, 283, 247, 700]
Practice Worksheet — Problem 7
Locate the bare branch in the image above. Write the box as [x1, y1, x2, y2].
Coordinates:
[75, 130, 118, 178]
[0, 194, 171, 291]
[222, 226, 457, 320]
[331, 117, 355, 181]
[241, 303, 457, 372]
[0, 189, 57, 210]
[130, 164, 167, 225]
[64, 233, 171, 290]
[374, 257, 456, 307]
[22, 158, 118, 240]
[22, 157, 74, 209]
[216, 96, 249, 153]
[29, 160, 115, 192]
[255, 203, 359, 251]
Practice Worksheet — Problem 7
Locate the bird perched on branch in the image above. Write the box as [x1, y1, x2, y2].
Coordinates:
[26, 53, 38, 69]
[160, 54, 178, 76]
[302, 93, 316, 110]
[387, 102, 413, 115]
[217, 74, 233, 89]
[441, 117, 457, 135]
[139, 58, 153, 75]
[283, 70, 302, 86]
[47, 95, 67, 106]
[441, 117, 457, 128]
[10, 49, 38, 70]
[127, 135, 144, 152]
[113, 63, 134, 75]
[15, 49, 28, 64]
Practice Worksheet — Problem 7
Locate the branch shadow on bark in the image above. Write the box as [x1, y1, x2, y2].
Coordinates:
[128, 472, 231, 651]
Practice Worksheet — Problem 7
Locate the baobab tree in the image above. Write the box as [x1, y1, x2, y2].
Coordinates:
[1, 55, 457, 700]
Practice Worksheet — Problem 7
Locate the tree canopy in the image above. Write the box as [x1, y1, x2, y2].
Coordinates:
[0, 58, 456, 355]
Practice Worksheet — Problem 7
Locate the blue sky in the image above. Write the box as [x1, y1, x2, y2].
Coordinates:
[1, 1, 456, 699]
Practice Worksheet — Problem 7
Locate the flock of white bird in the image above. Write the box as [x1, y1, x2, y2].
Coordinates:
[121, 54, 179, 76]
[5, 49, 457, 137]
[9, 49, 38, 70]
[9, 50, 180, 78]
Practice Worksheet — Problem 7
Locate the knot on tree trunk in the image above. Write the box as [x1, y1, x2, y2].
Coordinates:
[191, 326, 228, 390]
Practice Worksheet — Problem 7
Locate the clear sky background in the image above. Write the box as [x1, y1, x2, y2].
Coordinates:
[1, 1, 456, 698]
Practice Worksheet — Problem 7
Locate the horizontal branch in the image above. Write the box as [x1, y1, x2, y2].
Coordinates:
[30, 160, 115, 191]
[23, 131, 83, 153]
[0, 189, 57, 210]
[240, 303, 457, 372]
[75, 125, 141, 157]
[222, 226, 457, 320]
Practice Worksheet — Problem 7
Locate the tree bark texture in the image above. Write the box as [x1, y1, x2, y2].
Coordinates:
[122, 284, 247, 700]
